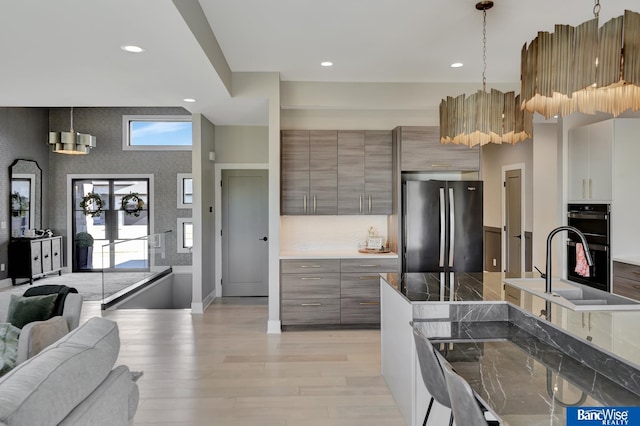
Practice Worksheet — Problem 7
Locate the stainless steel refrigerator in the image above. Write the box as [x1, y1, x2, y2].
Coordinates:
[402, 180, 483, 273]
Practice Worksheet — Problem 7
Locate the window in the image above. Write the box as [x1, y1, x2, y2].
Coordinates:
[123, 115, 192, 151]
[177, 218, 193, 253]
[177, 173, 193, 208]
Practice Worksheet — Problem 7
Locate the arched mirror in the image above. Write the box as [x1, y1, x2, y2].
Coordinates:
[9, 159, 41, 238]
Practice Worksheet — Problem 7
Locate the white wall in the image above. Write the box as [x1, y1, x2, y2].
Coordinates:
[191, 113, 216, 313]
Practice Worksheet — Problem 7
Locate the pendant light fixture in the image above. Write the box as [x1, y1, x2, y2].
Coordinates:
[521, 1, 640, 119]
[440, 1, 532, 147]
[48, 107, 96, 155]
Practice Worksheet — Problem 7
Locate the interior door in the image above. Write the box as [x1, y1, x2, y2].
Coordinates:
[222, 169, 269, 296]
[505, 169, 522, 277]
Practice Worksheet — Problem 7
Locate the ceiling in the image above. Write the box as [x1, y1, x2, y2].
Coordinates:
[0, 0, 637, 126]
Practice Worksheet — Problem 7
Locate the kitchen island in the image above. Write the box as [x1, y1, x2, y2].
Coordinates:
[381, 272, 640, 425]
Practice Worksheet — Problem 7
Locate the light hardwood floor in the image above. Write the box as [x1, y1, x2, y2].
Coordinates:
[82, 299, 404, 425]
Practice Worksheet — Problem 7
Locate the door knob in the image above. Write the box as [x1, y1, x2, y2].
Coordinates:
[514, 234, 522, 240]
[259, 236, 268, 241]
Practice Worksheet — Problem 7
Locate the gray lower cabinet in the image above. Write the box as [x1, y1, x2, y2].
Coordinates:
[280, 259, 341, 325]
[281, 258, 396, 326]
[613, 261, 640, 301]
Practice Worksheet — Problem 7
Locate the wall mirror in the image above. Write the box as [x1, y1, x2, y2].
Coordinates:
[9, 159, 41, 237]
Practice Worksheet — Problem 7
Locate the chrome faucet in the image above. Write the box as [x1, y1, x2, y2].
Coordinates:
[545, 226, 594, 294]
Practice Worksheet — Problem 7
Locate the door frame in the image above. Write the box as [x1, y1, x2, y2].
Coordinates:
[66, 174, 154, 273]
[214, 163, 268, 298]
[501, 164, 526, 275]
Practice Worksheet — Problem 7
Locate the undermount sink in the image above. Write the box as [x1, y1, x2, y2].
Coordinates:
[503, 278, 640, 311]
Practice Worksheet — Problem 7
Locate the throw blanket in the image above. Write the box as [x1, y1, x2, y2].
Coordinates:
[0, 323, 21, 376]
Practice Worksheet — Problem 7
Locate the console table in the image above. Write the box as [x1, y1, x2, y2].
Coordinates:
[9, 236, 63, 284]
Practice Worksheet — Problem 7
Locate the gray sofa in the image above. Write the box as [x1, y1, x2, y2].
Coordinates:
[0, 316, 139, 426]
[0, 291, 83, 364]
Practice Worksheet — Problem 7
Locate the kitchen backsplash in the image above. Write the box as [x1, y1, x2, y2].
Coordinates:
[280, 215, 388, 252]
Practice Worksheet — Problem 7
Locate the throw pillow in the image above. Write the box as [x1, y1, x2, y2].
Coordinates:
[6, 294, 57, 329]
[0, 323, 21, 376]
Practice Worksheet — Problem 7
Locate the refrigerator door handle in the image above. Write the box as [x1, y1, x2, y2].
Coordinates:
[439, 187, 445, 267]
[449, 187, 455, 268]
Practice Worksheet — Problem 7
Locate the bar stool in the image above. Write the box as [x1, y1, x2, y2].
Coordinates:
[442, 361, 498, 426]
[412, 328, 453, 426]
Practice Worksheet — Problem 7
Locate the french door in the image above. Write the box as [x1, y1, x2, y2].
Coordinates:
[72, 179, 150, 271]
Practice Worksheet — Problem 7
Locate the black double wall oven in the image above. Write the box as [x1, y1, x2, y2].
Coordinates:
[566, 204, 610, 292]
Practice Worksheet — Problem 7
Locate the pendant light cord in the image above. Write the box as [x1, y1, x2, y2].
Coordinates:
[69, 106, 75, 133]
[482, 8, 487, 91]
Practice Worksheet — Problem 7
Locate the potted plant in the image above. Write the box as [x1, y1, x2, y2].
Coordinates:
[74, 232, 94, 270]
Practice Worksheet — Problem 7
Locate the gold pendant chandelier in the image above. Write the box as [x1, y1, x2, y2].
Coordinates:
[521, 1, 640, 119]
[440, 1, 533, 147]
[48, 107, 96, 155]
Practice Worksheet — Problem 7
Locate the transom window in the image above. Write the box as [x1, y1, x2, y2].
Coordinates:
[122, 115, 192, 151]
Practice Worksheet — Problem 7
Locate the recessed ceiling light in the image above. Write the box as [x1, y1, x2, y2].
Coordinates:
[321, 61, 333, 67]
[451, 62, 464, 68]
[121, 45, 144, 53]
[183, 98, 196, 103]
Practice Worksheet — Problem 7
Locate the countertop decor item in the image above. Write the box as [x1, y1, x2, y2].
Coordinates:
[79, 192, 103, 218]
[121, 192, 144, 217]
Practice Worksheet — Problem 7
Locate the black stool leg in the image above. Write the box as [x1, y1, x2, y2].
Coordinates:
[423, 397, 434, 426]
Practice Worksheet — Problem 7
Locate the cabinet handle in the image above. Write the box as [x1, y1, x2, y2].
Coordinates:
[34, 256, 39, 261]
[431, 164, 452, 168]
[582, 179, 586, 199]
[582, 312, 585, 328]
[300, 277, 321, 280]
[368, 195, 372, 213]
[358, 264, 379, 267]
[632, 271, 640, 276]
[300, 265, 321, 268]
[359, 194, 363, 214]
[589, 178, 592, 199]
[301, 303, 322, 307]
[44, 254, 49, 259]
[303, 195, 307, 214]
[359, 301, 380, 305]
[633, 285, 640, 290]
[359, 276, 380, 280]
[54, 252, 58, 256]
[588, 313, 592, 331]
[313, 194, 317, 214]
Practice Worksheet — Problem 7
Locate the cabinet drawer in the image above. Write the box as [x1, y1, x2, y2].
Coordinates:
[281, 259, 340, 274]
[340, 298, 380, 324]
[41, 239, 52, 273]
[613, 261, 640, 283]
[340, 273, 381, 298]
[281, 273, 340, 299]
[30, 241, 42, 275]
[340, 258, 397, 273]
[612, 277, 640, 301]
[281, 298, 340, 325]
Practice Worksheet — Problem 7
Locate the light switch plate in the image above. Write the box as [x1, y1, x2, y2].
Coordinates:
[0, 221, 5, 229]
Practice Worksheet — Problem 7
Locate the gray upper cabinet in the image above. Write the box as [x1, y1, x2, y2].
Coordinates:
[281, 130, 310, 215]
[397, 126, 479, 172]
[338, 130, 392, 215]
[310, 131, 338, 214]
[281, 130, 337, 215]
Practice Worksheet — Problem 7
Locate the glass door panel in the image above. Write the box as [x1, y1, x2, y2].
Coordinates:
[72, 179, 149, 271]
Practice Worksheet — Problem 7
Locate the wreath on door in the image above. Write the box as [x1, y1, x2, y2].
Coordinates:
[80, 192, 104, 218]
[121, 192, 145, 217]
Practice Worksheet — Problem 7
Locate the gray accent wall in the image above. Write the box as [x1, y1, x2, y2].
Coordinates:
[0, 108, 50, 282]
[48, 107, 192, 267]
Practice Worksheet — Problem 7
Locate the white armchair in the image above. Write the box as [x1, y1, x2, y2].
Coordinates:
[0, 291, 83, 364]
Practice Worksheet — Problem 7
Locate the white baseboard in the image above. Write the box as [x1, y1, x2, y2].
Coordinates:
[0, 278, 13, 289]
[191, 290, 216, 314]
[267, 320, 281, 334]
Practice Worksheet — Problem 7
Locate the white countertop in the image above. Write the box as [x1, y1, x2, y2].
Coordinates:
[613, 256, 640, 267]
[280, 249, 398, 259]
